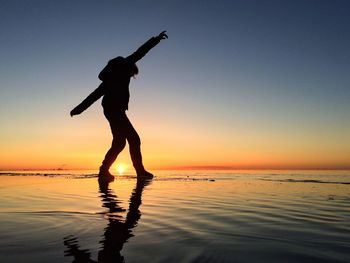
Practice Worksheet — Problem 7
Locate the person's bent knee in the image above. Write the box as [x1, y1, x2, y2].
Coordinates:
[111, 138, 127, 150]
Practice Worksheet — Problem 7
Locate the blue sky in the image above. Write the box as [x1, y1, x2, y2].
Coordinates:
[0, 0, 349, 169]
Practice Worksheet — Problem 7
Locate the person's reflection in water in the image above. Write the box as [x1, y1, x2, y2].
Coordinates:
[64, 177, 152, 263]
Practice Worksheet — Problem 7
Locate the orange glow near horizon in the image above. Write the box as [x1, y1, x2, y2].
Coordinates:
[1, 149, 350, 171]
[0, 108, 350, 171]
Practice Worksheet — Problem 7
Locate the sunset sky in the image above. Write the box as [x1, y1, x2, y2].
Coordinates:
[0, 0, 349, 171]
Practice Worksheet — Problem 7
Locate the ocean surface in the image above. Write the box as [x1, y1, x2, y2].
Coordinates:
[0, 170, 349, 263]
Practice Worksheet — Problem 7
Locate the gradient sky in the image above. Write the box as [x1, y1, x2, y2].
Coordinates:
[0, 0, 349, 170]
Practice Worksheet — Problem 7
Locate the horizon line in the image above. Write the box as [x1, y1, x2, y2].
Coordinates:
[1, 165, 350, 171]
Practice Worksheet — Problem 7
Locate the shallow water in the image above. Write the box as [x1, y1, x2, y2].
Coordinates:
[0, 170, 349, 262]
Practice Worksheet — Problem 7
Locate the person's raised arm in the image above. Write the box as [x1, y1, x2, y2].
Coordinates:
[70, 84, 106, 117]
[126, 31, 168, 64]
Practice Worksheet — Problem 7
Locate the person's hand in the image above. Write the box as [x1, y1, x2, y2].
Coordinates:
[70, 108, 79, 117]
[157, 31, 168, 40]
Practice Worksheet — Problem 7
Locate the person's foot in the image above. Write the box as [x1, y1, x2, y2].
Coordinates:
[136, 170, 154, 179]
[99, 168, 115, 182]
[98, 174, 114, 182]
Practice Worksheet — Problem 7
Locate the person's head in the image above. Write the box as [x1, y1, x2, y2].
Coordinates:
[130, 63, 139, 78]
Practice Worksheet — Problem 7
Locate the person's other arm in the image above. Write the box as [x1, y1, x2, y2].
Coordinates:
[126, 31, 168, 64]
[70, 84, 106, 117]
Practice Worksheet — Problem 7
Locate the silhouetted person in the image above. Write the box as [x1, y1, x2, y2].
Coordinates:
[63, 177, 152, 262]
[70, 31, 168, 180]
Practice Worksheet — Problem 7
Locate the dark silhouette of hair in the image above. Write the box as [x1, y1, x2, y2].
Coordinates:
[131, 63, 139, 78]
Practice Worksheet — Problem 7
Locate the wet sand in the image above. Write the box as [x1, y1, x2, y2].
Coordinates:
[0, 170, 350, 262]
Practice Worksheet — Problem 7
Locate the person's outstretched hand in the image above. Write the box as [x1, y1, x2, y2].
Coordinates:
[157, 31, 168, 40]
[70, 108, 80, 117]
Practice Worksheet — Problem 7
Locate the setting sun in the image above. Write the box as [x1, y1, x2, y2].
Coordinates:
[115, 164, 127, 175]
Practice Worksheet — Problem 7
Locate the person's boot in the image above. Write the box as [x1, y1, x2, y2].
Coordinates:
[99, 165, 114, 182]
[136, 169, 154, 179]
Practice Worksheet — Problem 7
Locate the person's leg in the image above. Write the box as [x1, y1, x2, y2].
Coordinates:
[124, 115, 153, 177]
[100, 137, 126, 173]
[100, 112, 127, 175]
